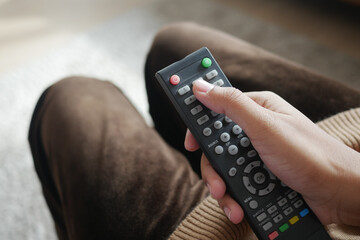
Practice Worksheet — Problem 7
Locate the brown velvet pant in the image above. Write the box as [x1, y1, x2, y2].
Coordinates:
[28, 23, 360, 240]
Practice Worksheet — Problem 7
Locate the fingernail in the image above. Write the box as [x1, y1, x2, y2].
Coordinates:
[224, 207, 231, 221]
[194, 79, 214, 93]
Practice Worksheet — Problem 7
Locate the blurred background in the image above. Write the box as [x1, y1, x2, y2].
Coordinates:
[0, 0, 359, 239]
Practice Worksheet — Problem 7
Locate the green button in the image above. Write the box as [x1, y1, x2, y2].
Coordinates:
[279, 223, 289, 232]
[201, 57, 212, 68]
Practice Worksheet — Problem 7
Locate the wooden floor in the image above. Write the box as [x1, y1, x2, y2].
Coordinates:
[1, 0, 359, 75]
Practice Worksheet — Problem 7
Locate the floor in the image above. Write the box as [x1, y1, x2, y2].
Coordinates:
[0, 0, 359, 239]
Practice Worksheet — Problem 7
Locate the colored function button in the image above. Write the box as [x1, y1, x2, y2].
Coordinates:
[268, 231, 279, 240]
[300, 208, 310, 217]
[201, 57, 212, 68]
[279, 223, 289, 232]
[169, 75, 180, 85]
[289, 216, 299, 225]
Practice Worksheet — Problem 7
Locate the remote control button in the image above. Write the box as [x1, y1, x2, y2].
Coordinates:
[256, 212, 267, 222]
[184, 95, 196, 105]
[203, 127, 212, 137]
[220, 132, 230, 142]
[259, 183, 275, 196]
[243, 176, 257, 194]
[247, 150, 257, 157]
[263, 164, 276, 180]
[169, 75, 180, 85]
[289, 216, 299, 225]
[268, 231, 279, 240]
[288, 191, 298, 200]
[210, 111, 219, 117]
[178, 85, 190, 95]
[228, 167, 237, 177]
[278, 198, 287, 207]
[213, 79, 224, 87]
[192, 77, 204, 86]
[215, 145, 224, 154]
[267, 205, 278, 214]
[294, 199, 304, 208]
[190, 105, 203, 115]
[244, 161, 261, 174]
[197, 115, 209, 125]
[214, 120, 223, 129]
[253, 172, 266, 185]
[236, 157, 245, 166]
[249, 200, 258, 209]
[263, 222, 273, 231]
[279, 223, 289, 232]
[240, 137, 250, 147]
[224, 116, 232, 123]
[284, 207, 293, 216]
[232, 125, 242, 135]
[280, 181, 287, 187]
[228, 145, 238, 155]
[206, 69, 218, 80]
[273, 214, 283, 223]
[201, 57, 212, 68]
[300, 208, 309, 217]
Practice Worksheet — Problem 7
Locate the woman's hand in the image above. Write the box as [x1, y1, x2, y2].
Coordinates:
[184, 79, 360, 226]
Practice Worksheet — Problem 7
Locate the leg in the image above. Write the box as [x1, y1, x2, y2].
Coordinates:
[28, 77, 208, 240]
[145, 22, 360, 174]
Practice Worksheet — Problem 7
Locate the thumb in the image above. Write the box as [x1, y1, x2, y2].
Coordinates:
[192, 79, 273, 135]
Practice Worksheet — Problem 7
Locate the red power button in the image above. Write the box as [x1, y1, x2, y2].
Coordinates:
[268, 231, 279, 240]
[169, 75, 180, 85]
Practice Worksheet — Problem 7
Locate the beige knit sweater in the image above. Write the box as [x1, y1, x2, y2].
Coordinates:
[169, 108, 360, 240]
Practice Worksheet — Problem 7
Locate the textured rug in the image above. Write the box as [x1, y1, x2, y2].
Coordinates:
[1, 0, 359, 239]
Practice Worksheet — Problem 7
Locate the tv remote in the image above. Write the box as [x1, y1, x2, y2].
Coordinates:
[155, 47, 331, 240]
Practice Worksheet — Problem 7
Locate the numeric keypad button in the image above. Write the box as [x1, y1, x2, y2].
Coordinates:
[232, 125, 242, 135]
[228, 145, 238, 155]
[215, 146, 224, 154]
[240, 137, 250, 147]
[203, 127, 212, 137]
[214, 120, 223, 129]
[220, 132, 230, 142]
[224, 116, 232, 123]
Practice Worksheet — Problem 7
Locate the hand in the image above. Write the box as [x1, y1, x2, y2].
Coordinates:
[184, 79, 360, 226]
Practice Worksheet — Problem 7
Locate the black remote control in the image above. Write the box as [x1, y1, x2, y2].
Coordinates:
[155, 47, 331, 240]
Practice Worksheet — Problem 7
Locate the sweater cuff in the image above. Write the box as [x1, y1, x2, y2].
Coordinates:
[168, 196, 256, 240]
[317, 108, 360, 152]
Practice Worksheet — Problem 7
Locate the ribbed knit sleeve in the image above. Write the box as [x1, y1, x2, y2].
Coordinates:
[168, 196, 256, 240]
[317, 108, 360, 152]
[169, 108, 360, 240]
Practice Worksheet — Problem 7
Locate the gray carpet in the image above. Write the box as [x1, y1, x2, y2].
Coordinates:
[1, 0, 359, 239]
